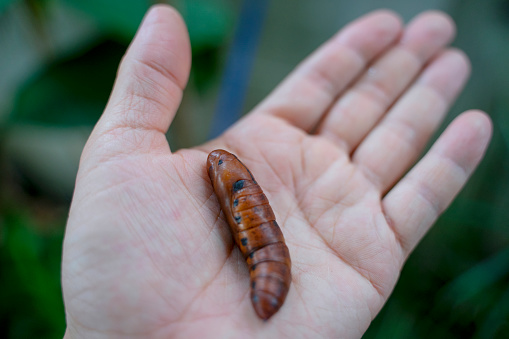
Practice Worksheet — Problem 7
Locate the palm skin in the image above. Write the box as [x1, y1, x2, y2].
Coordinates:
[62, 5, 492, 339]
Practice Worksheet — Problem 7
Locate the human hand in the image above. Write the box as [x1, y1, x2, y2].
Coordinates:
[62, 5, 492, 338]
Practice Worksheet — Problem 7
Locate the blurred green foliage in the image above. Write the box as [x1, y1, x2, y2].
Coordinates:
[7, 0, 233, 126]
[10, 40, 125, 126]
[178, 0, 234, 93]
[61, 0, 149, 42]
[0, 201, 66, 338]
[1, 0, 508, 338]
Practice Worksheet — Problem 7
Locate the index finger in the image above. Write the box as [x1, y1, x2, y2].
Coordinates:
[253, 10, 403, 131]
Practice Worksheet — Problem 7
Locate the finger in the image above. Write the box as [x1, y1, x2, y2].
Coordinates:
[317, 11, 456, 151]
[353, 49, 470, 192]
[253, 10, 402, 131]
[88, 5, 191, 156]
[382, 111, 492, 255]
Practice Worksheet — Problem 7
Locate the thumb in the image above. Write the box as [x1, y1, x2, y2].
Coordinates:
[85, 5, 191, 160]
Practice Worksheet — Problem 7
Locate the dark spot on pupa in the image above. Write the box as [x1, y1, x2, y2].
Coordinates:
[252, 294, 259, 303]
[234, 216, 242, 224]
[241, 238, 248, 246]
[249, 252, 254, 259]
[270, 297, 279, 308]
[233, 180, 245, 192]
[233, 199, 239, 207]
[251, 281, 256, 289]
[251, 264, 256, 271]
[218, 159, 223, 165]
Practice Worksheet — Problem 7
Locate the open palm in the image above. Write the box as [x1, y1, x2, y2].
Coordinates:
[62, 6, 491, 339]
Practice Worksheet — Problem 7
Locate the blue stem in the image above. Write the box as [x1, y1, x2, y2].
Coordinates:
[209, 0, 269, 138]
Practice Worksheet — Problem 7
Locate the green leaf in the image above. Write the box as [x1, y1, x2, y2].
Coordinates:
[9, 39, 126, 126]
[438, 247, 509, 306]
[60, 0, 151, 42]
[1, 209, 66, 338]
[493, 99, 509, 153]
[0, 0, 17, 14]
[478, 284, 509, 339]
[175, 0, 233, 51]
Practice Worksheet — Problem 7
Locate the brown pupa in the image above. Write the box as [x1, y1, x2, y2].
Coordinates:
[207, 149, 291, 320]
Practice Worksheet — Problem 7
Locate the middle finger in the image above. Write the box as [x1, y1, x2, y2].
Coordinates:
[316, 11, 455, 152]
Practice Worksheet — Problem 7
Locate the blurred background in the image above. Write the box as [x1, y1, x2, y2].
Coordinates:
[0, 0, 508, 337]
